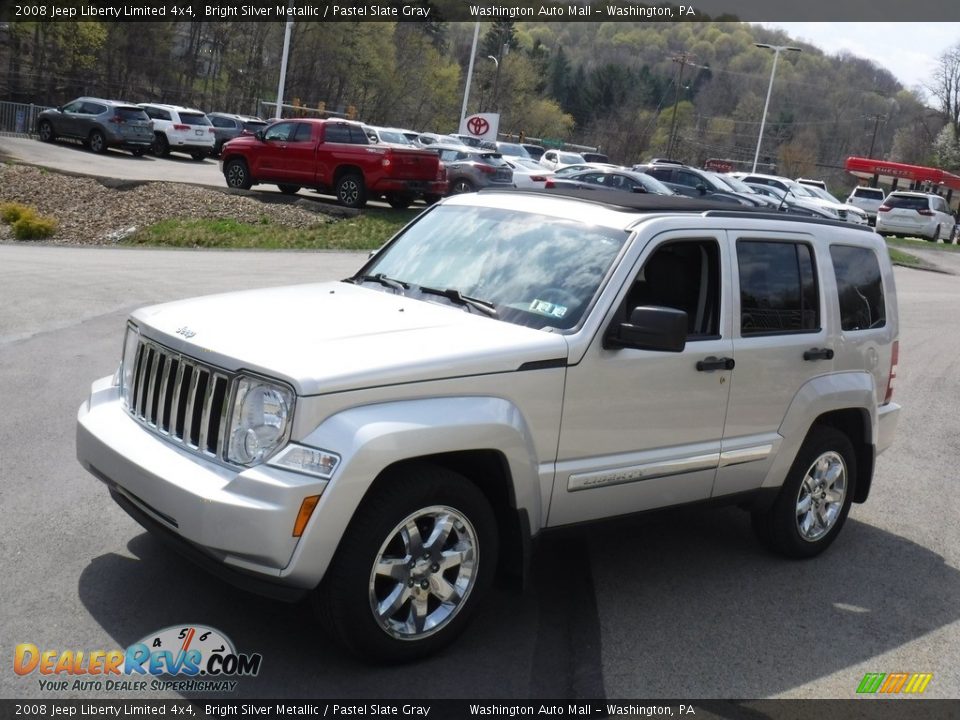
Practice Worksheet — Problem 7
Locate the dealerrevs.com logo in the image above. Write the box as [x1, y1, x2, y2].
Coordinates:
[14, 625, 262, 693]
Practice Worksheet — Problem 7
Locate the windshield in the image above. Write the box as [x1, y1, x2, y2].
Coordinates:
[786, 182, 817, 198]
[378, 129, 413, 145]
[559, 152, 586, 164]
[805, 186, 842, 203]
[633, 172, 675, 195]
[716, 174, 754, 193]
[358, 205, 628, 331]
[497, 143, 531, 158]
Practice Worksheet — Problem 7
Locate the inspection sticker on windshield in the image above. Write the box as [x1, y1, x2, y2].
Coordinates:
[530, 299, 568, 318]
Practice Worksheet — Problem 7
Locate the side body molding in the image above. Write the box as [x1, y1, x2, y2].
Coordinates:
[280, 396, 544, 588]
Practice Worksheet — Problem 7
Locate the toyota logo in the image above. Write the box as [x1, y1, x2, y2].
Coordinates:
[467, 116, 490, 136]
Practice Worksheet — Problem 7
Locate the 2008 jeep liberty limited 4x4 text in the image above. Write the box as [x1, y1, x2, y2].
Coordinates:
[77, 190, 901, 662]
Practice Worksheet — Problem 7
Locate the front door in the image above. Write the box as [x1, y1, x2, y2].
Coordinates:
[549, 233, 734, 526]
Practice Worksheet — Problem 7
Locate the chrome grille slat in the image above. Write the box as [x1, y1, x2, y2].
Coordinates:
[182, 367, 202, 448]
[124, 337, 232, 462]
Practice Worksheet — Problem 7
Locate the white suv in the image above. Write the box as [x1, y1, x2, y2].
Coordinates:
[77, 190, 901, 662]
[139, 103, 216, 160]
[875, 191, 956, 242]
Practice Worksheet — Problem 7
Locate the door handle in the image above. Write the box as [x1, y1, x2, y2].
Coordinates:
[696, 356, 735, 372]
[803, 347, 834, 361]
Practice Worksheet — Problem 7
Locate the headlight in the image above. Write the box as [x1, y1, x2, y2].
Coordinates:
[226, 376, 294, 465]
[120, 324, 140, 404]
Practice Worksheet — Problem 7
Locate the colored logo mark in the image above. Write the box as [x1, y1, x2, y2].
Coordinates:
[857, 672, 933, 694]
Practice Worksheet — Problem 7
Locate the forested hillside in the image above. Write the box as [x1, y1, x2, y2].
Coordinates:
[1, 19, 954, 182]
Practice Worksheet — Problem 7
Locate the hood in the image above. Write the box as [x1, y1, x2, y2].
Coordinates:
[131, 282, 569, 396]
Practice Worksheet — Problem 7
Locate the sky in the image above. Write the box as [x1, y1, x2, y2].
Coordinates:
[759, 23, 960, 96]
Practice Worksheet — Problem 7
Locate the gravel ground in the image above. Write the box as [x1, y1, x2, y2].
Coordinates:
[0, 163, 330, 244]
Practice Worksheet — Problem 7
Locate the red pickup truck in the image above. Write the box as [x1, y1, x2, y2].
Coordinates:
[219, 118, 447, 208]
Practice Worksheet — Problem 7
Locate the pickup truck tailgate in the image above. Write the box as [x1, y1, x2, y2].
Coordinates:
[388, 149, 440, 179]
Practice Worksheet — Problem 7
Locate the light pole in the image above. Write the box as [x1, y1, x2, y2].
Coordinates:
[458, 21, 481, 130]
[751, 43, 801, 173]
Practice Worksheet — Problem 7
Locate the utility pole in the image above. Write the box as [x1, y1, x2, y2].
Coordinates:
[866, 113, 887, 158]
[752, 44, 801, 173]
[666, 53, 707, 159]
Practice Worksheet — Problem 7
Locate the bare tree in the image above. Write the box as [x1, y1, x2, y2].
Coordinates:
[928, 44, 960, 139]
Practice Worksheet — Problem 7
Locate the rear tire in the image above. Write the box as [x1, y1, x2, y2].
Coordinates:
[387, 194, 414, 209]
[223, 158, 252, 190]
[316, 463, 497, 663]
[191, 151, 207, 161]
[88, 130, 106, 154]
[451, 178, 475, 194]
[277, 184, 301, 195]
[131, 148, 146, 157]
[335, 172, 367, 209]
[152, 133, 170, 157]
[751, 426, 856, 559]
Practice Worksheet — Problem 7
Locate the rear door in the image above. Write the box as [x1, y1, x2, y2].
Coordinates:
[714, 233, 829, 497]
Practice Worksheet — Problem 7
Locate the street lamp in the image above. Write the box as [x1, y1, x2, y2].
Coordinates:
[751, 43, 801, 173]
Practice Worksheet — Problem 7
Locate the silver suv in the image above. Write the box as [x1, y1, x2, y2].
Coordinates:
[430, 144, 514, 193]
[77, 191, 901, 662]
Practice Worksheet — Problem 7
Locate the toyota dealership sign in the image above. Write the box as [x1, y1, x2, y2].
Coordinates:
[459, 113, 499, 142]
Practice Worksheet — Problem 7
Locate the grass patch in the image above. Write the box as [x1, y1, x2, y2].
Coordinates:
[887, 246, 928, 268]
[884, 235, 960, 253]
[125, 208, 422, 250]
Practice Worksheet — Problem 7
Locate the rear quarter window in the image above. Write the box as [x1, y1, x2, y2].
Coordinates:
[830, 245, 886, 331]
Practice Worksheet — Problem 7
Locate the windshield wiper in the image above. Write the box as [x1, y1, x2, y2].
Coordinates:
[417, 286, 498, 318]
[346, 273, 410, 292]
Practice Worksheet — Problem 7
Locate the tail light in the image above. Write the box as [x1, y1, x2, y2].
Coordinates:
[917, 208, 934, 216]
[208, 127, 216, 134]
[884, 340, 899, 404]
[109, 115, 124, 124]
[544, 179, 555, 188]
[476, 164, 496, 175]
[173, 124, 190, 131]
[877, 205, 891, 212]
[530, 175, 546, 182]
[436, 163, 446, 181]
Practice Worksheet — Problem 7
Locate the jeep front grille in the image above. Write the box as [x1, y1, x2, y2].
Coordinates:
[125, 337, 231, 459]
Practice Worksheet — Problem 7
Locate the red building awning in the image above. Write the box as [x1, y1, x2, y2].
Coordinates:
[845, 156, 960, 192]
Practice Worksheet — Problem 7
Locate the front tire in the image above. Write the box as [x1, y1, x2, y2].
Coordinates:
[316, 464, 498, 662]
[38, 120, 55, 143]
[752, 426, 856, 559]
[335, 172, 367, 208]
[88, 130, 106, 154]
[928, 225, 940, 242]
[223, 158, 252, 190]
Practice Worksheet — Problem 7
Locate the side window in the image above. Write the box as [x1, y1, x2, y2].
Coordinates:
[292, 123, 313, 142]
[738, 240, 819, 336]
[675, 170, 702, 188]
[830, 245, 886, 331]
[324, 124, 351, 143]
[264, 122, 296, 141]
[82, 102, 106, 115]
[62, 101, 84, 113]
[624, 240, 721, 338]
[211, 116, 233, 128]
[348, 126, 369, 144]
[646, 167, 672, 181]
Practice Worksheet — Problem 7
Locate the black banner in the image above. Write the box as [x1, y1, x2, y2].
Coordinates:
[3, 0, 960, 23]
[2, 700, 960, 720]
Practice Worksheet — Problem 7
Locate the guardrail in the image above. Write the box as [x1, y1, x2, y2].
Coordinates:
[0, 101, 53, 137]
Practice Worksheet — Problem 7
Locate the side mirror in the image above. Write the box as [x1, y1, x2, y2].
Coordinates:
[696, 184, 707, 195]
[631, 186, 647, 194]
[255, 130, 265, 141]
[605, 306, 687, 352]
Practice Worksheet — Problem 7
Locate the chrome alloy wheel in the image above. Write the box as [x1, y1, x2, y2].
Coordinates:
[796, 451, 847, 542]
[369, 505, 478, 641]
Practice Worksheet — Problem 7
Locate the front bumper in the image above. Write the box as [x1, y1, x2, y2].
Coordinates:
[76, 375, 327, 594]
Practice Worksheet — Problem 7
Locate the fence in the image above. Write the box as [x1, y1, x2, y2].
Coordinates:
[0, 101, 53, 138]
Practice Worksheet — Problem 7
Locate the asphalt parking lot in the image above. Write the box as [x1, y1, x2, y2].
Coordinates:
[1, 243, 959, 701]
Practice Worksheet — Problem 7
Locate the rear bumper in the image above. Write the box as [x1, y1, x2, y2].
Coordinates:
[877, 402, 901, 455]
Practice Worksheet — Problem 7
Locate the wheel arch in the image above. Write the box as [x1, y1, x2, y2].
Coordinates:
[282, 396, 543, 589]
[760, 372, 877, 504]
[333, 164, 365, 185]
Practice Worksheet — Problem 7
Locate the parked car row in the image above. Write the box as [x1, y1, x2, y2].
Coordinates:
[36, 95, 267, 160]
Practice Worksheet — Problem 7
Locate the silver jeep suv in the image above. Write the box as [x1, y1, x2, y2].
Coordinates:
[77, 190, 901, 662]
